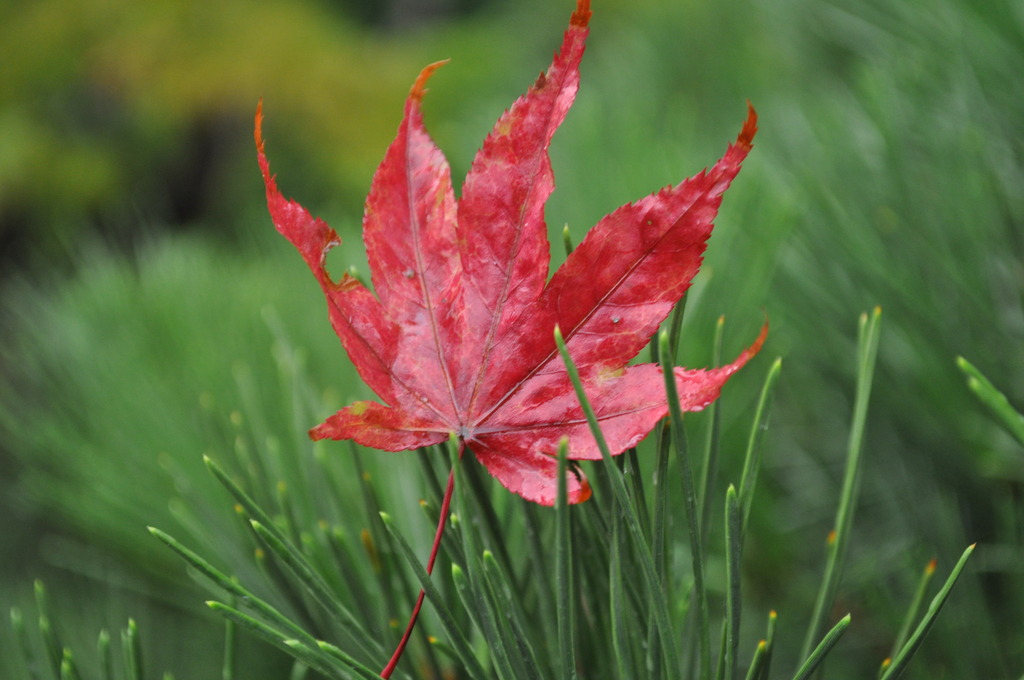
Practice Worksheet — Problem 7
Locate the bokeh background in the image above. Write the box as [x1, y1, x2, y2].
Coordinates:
[1, 0, 1021, 676]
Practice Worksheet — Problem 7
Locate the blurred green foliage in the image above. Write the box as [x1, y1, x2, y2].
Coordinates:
[1, 0, 1022, 676]
[0, 0, 499, 258]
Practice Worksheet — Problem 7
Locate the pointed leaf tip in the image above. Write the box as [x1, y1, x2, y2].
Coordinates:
[738, 319, 770, 364]
[571, 0, 592, 26]
[409, 60, 450, 103]
[578, 478, 592, 502]
[738, 101, 757, 149]
[254, 102, 264, 156]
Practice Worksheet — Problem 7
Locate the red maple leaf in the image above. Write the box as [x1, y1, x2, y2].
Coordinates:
[255, 0, 762, 507]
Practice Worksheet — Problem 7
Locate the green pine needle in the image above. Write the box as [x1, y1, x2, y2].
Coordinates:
[793, 614, 852, 680]
[556, 325, 682, 675]
[801, 309, 882, 658]
[880, 544, 975, 680]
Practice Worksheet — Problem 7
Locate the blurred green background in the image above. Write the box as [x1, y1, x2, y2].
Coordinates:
[1, 0, 1021, 676]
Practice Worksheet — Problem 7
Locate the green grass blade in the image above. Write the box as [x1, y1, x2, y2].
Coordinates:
[330, 526, 385, 628]
[651, 422, 672, 585]
[452, 561, 515, 680]
[461, 455, 519, 589]
[957, 356, 1024, 446]
[121, 619, 143, 680]
[885, 558, 938, 667]
[448, 437, 483, 582]
[98, 630, 113, 680]
[60, 649, 82, 680]
[738, 358, 783, 535]
[248, 520, 379, 655]
[801, 309, 882, 659]
[222, 597, 237, 680]
[352, 445, 413, 631]
[445, 433, 515, 678]
[481, 551, 542, 680]
[445, 433, 505, 680]
[665, 288, 689, 363]
[421, 498, 467, 575]
[317, 640, 393, 680]
[417, 447, 447, 504]
[287, 659, 308, 680]
[555, 440, 578, 680]
[205, 455, 289, 546]
[562, 223, 575, 256]
[378, 513, 489, 680]
[744, 640, 768, 680]
[148, 526, 327, 654]
[624, 448, 652, 541]
[649, 422, 672, 678]
[792, 614, 851, 680]
[555, 326, 681, 675]
[724, 485, 742, 680]
[758, 610, 777, 680]
[657, 331, 710, 679]
[423, 637, 461, 667]
[470, 556, 519, 680]
[520, 503, 558, 671]
[377, 499, 448, 680]
[880, 544, 975, 680]
[714, 615, 728, 680]
[34, 581, 63, 680]
[11, 606, 42, 680]
[698, 316, 725, 536]
[205, 602, 355, 680]
[209, 452, 385, 659]
[609, 508, 634, 678]
[250, 539, 316, 634]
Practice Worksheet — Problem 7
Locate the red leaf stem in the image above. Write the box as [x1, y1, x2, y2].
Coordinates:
[380, 442, 463, 678]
